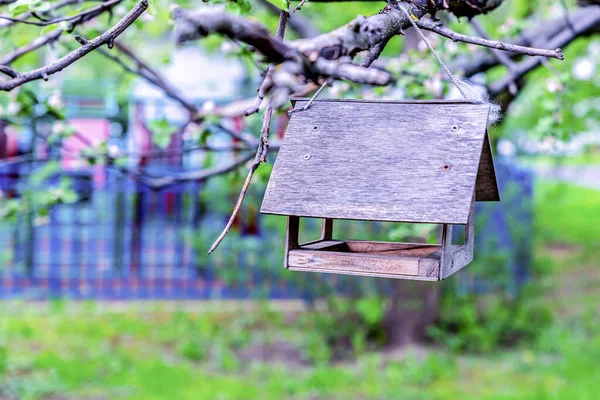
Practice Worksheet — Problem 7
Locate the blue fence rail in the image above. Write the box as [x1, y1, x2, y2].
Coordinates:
[0, 158, 533, 300]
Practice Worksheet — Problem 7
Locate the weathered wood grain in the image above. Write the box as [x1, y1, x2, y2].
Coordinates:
[440, 223, 454, 279]
[262, 99, 497, 224]
[284, 216, 300, 269]
[289, 250, 421, 276]
[287, 239, 443, 280]
[441, 198, 476, 279]
[476, 132, 500, 201]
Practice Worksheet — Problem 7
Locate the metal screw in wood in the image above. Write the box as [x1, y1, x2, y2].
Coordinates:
[451, 125, 459, 132]
[303, 154, 311, 160]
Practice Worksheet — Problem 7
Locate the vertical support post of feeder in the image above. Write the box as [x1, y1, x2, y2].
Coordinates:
[464, 195, 476, 262]
[440, 223, 454, 279]
[285, 216, 300, 269]
[320, 219, 334, 241]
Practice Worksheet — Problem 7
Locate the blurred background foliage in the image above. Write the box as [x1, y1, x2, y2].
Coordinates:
[0, 0, 599, 398]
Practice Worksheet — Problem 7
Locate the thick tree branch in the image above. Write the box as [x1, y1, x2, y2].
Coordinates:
[0, 0, 148, 91]
[172, 1, 512, 103]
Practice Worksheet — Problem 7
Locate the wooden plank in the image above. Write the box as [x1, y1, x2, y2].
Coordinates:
[419, 256, 440, 279]
[344, 241, 440, 257]
[440, 223, 454, 279]
[288, 249, 422, 276]
[291, 98, 485, 105]
[441, 196, 475, 279]
[288, 266, 440, 281]
[300, 240, 345, 250]
[261, 99, 491, 224]
[476, 132, 500, 201]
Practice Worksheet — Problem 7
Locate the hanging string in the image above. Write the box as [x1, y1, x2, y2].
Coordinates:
[397, 3, 469, 99]
[292, 3, 471, 115]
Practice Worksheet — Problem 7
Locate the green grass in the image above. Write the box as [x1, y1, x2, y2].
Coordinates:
[1, 304, 600, 400]
[535, 181, 600, 249]
[0, 181, 599, 400]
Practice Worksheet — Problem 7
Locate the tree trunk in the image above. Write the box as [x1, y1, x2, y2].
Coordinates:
[383, 281, 441, 347]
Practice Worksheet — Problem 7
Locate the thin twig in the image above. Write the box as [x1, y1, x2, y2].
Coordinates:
[0, 0, 79, 29]
[416, 18, 564, 60]
[470, 19, 519, 95]
[95, 40, 198, 115]
[361, 36, 390, 68]
[244, 65, 272, 116]
[489, 7, 599, 96]
[208, 10, 288, 255]
[288, 79, 328, 115]
[0, 0, 122, 26]
[1, 30, 62, 66]
[0, 0, 148, 91]
[293, 0, 308, 13]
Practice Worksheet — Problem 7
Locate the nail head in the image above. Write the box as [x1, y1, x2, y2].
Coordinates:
[303, 154, 311, 160]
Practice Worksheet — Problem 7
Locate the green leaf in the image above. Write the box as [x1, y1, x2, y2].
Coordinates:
[147, 0, 157, 15]
[40, 23, 61, 35]
[263, 0, 289, 11]
[148, 117, 177, 149]
[61, 189, 78, 204]
[8, 0, 31, 16]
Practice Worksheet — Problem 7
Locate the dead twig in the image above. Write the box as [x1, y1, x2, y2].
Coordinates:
[208, 10, 288, 254]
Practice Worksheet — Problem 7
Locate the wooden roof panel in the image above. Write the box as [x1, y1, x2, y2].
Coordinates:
[261, 99, 497, 224]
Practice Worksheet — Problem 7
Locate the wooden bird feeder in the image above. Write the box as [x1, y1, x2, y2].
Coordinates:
[261, 99, 500, 281]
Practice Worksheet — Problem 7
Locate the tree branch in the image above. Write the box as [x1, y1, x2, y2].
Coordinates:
[130, 152, 256, 189]
[0, 0, 148, 91]
[0, 0, 80, 29]
[417, 18, 564, 60]
[489, 6, 600, 96]
[104, 41, 199, 115]
[452, 6, 600, 78]
[0, 30, 63, 66]
[0, 0, 122, 26]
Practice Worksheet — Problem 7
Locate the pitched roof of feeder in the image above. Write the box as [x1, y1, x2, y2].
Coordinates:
[261, 99, 500, 225]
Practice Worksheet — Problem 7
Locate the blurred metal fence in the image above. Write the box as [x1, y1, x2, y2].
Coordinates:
[0, 156, 533, 300]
